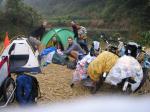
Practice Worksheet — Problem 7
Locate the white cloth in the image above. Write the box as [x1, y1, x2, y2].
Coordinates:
[46, 51, 55, 63]
[79, 53, 96, 64]
[105, 55, 143, 91]
[57, 49, 63, 55]
[128, 42, 139, 47]
[42, 51, 55, 64]
[93, 41, 100, 51]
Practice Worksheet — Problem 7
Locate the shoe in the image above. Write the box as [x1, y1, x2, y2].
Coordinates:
[70, 83, 74, 88]
[90, 81, 100, 94]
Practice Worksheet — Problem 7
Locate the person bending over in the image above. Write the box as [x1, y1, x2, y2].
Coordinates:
[87, 51, 119, 93]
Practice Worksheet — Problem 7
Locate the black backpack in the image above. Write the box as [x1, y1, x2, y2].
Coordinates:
[30, 75, 40, 99]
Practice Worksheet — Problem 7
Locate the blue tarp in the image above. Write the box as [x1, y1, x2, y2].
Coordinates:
[40, 47, 56, 56]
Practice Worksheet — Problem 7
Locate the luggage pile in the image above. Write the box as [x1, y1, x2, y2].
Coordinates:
[71, 33, 150, 94]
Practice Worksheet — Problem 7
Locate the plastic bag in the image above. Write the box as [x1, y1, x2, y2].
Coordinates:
[105, 56, 143, 91]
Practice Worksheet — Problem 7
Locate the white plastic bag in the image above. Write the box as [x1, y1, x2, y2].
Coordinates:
[105, 55, 143, 91]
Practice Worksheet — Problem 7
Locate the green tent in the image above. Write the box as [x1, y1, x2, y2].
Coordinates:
[41, 28, 74, 50]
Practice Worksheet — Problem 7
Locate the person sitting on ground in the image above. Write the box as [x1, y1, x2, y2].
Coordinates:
[87, 51, 119, 93]
[46, 36, 63, 50]
[64, 37, 84, 61]
[28, 20, 51, 52]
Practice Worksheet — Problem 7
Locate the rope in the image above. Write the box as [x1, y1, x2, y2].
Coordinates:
[0, 87, 16, 108]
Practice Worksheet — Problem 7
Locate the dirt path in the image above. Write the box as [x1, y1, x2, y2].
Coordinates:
[35, 63, 150, 104]
[36, 64, 90, 104]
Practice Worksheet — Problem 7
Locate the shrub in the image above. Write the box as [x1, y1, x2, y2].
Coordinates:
[138, 31, 150, 46]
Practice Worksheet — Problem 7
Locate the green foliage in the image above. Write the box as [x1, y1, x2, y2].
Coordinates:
[0, 0, 149, 45]
[138, 31, 150, 46]
[0, 0, 41, 41]
[23, 0, 150, 32]
[5, 0, 41, 28]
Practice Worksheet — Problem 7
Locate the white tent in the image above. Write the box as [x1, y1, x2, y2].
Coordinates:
[1, 37, 41, 73]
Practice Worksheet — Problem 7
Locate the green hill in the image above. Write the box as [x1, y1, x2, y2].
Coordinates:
[23, 0, 149, 31]
[0, 0, 149, 45]
[23, 0, 104, 19]
[23, 0, 150, 46]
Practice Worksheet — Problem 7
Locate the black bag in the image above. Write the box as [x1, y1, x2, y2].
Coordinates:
[125, 44, 138, 58]
[30, 75, 40, 99]
[52, 52, 69, 65]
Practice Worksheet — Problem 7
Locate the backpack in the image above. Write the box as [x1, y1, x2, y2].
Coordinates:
[52, 52, 69, 65]
[16, 74, 40, 105]
[31, 75, 40, 99]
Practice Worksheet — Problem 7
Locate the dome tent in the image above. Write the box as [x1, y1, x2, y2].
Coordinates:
[41, 28, 74, 50]
[1, 37, 41, 74]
